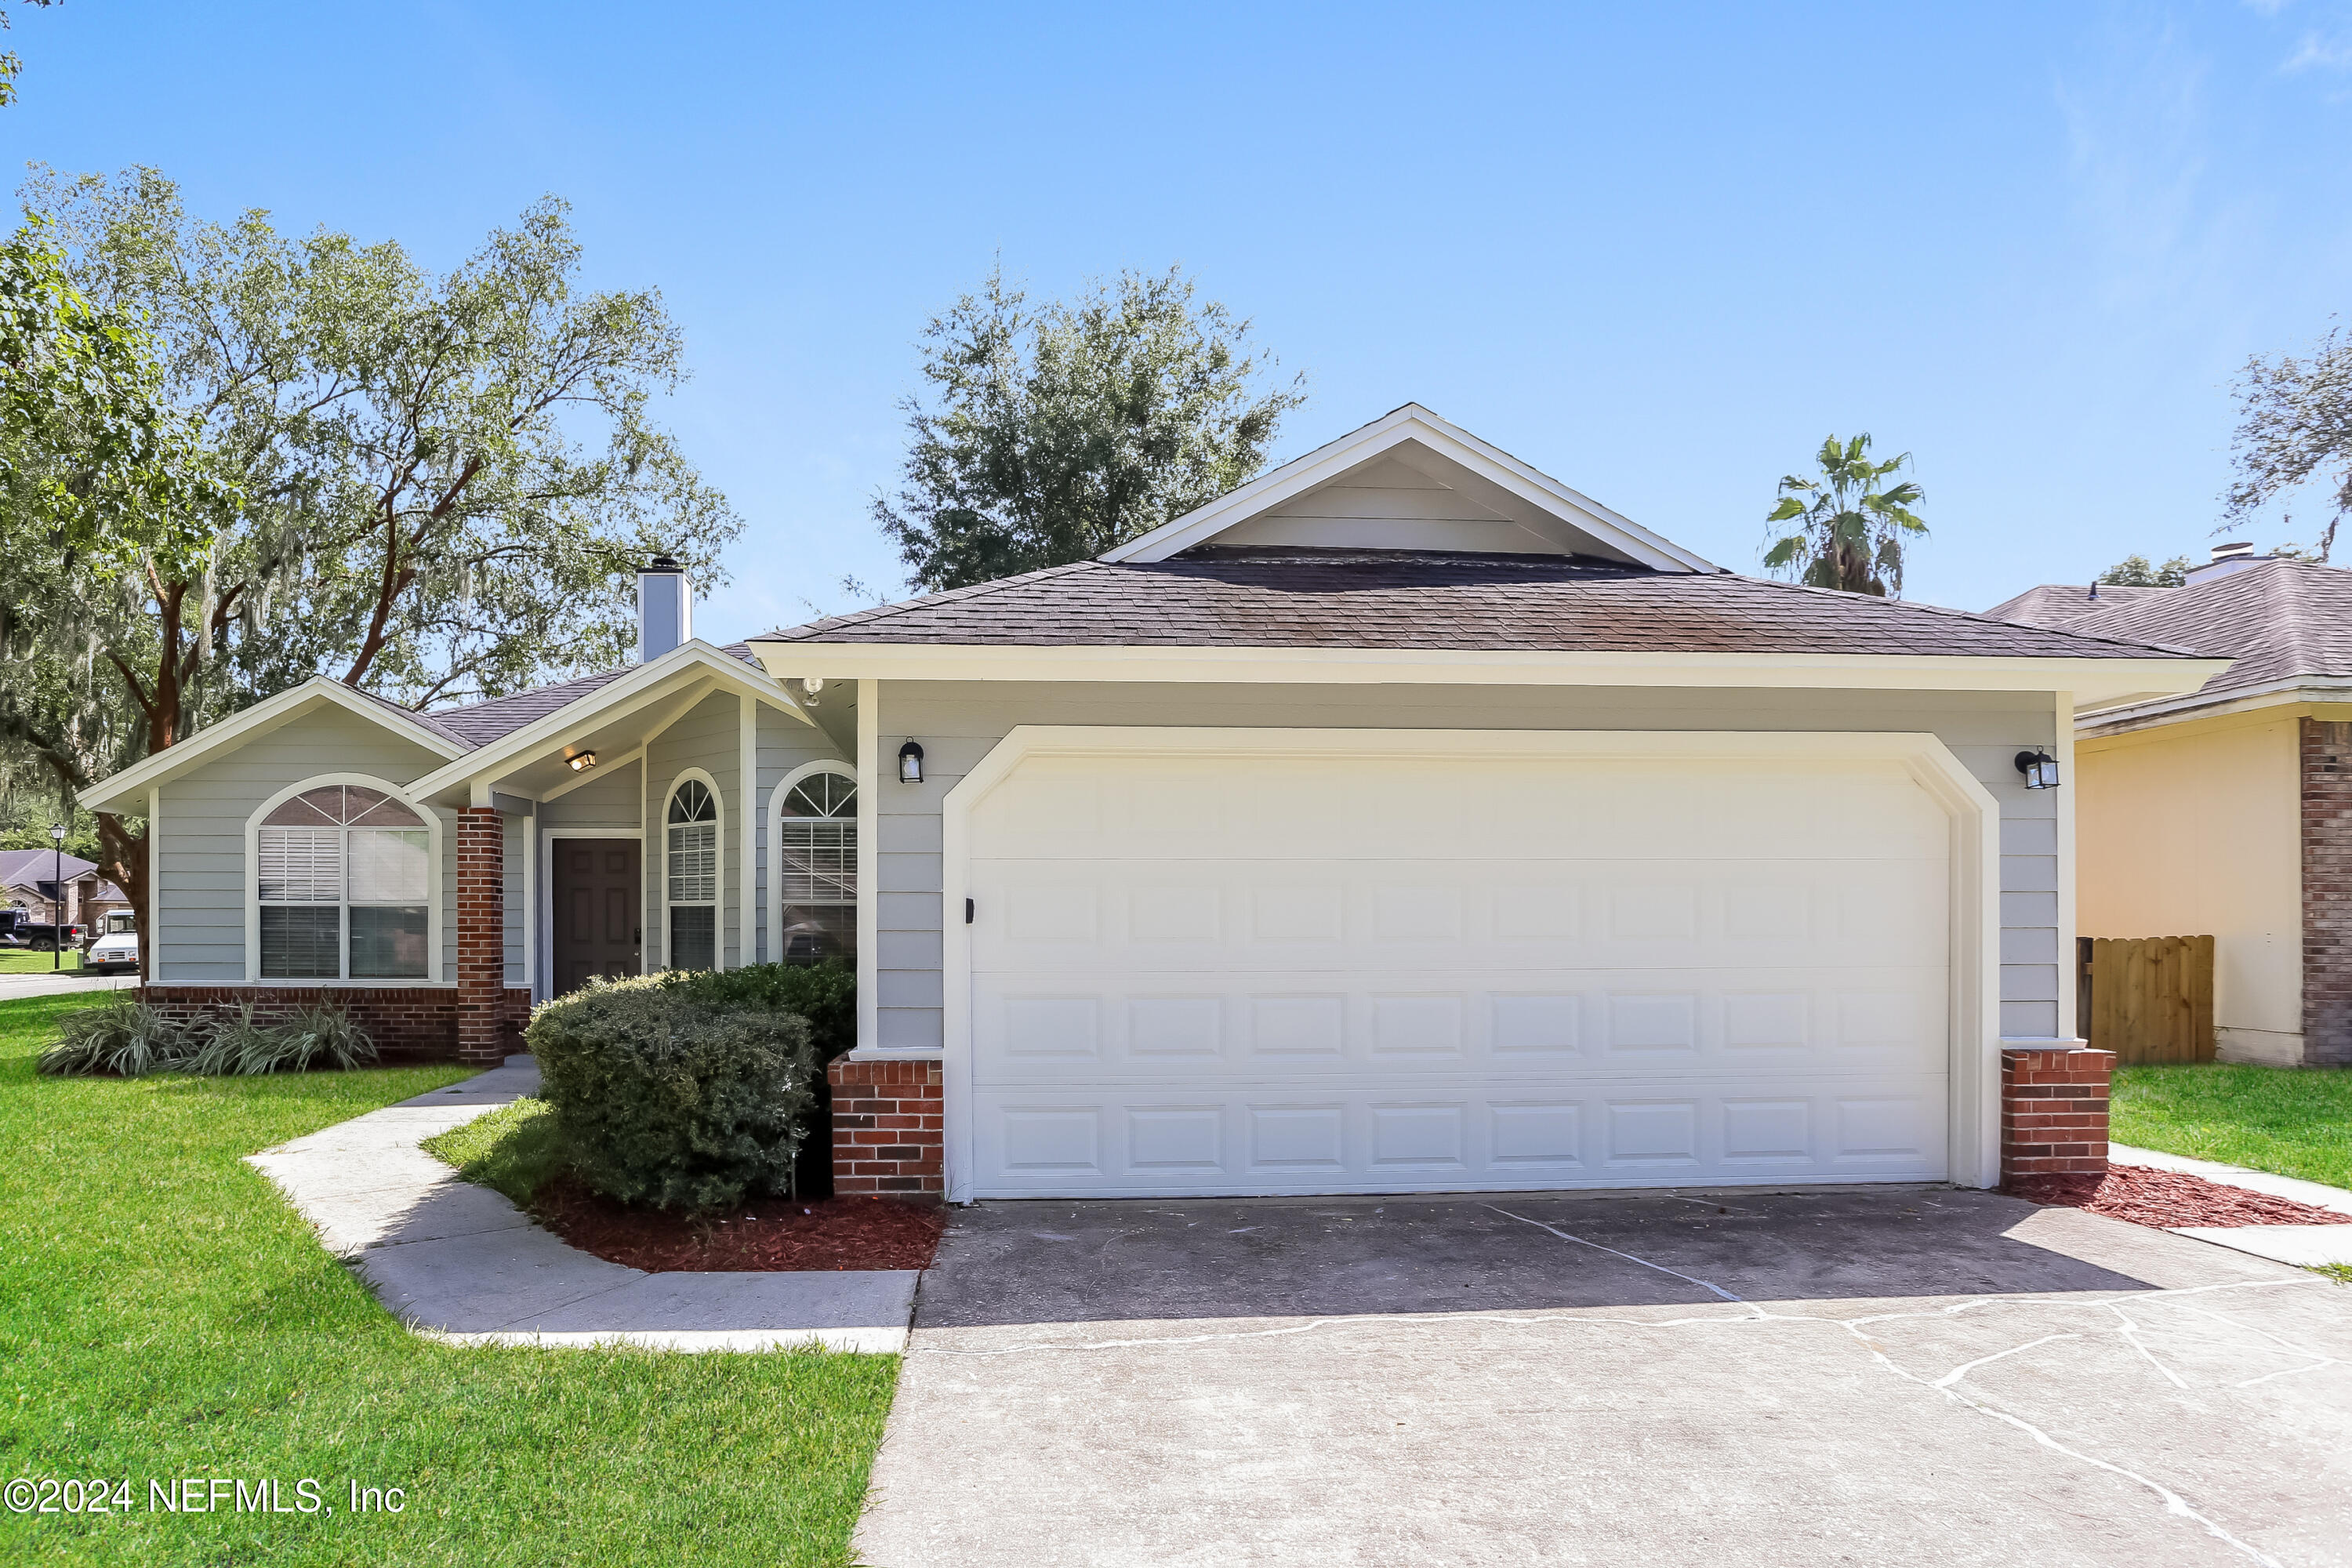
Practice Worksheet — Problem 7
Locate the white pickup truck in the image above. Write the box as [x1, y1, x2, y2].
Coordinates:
[86, 910, 140, 975]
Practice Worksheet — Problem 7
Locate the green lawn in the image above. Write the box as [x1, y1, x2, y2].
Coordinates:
[2111, 1062, 2352, 1192]
[0, 994, 895, 1566]
[0, 949, 84, 974]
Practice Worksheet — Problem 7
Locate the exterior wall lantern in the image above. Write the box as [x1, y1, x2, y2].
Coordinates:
[2014, 749, 2060, 790]
[566, 750, 597, 772]
[898, 740, 925, 784]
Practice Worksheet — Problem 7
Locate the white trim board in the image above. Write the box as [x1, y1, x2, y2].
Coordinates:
[935, 726, 2002, 1203]
[745, 644, 2223, 713]
[403, 642, 809, 804]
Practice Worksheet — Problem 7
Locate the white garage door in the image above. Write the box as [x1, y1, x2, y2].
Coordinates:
[961, 738, 1951, 1197]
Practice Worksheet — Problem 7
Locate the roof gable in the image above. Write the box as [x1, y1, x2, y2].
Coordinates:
[1102, 405, 1716, 572]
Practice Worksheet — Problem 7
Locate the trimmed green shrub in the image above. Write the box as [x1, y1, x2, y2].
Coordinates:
[663, 960, 855, 1062]
[37, 993, 196, 1076]
[527, 976, 818, 1211]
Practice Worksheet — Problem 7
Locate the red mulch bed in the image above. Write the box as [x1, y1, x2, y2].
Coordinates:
[528, 1176, 945, 1272]
[2007, 1163, 2352, 1229]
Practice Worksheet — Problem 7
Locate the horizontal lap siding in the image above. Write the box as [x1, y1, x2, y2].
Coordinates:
[873, 681, 2063, 1047]
[154, 708, 456, 985]
[503, 815, 526, 988]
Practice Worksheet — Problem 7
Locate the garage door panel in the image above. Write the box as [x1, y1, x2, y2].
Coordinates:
[974, 858, 1944, 971]
[969, 1076, 1948, 1195]
[966, 745, 1952, 1196]
[974, 968, 1945, 1081]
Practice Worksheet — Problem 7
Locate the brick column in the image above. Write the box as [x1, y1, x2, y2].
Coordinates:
[456, 807, 506, 1065]
[2000, 1044, 2114, 1185]
[2301, 718, 2352, 1066]
[829, 1056, 944, 1200]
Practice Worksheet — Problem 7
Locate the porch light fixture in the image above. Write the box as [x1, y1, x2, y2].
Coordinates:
[566, 750, 597, 772]
[898, 740, 924, 784]
[2014, 749, 2060, 790]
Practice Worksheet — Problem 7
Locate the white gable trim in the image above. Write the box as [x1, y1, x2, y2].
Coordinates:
[1100, 404, 1717, 572]
[79, 679, 467, 815]
[404, 642, 806, 803]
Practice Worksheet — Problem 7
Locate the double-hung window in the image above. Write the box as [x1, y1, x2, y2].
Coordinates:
[666, 779, 719, 971]
[257, 785, 432, 979]
[776, 766, 856, 963]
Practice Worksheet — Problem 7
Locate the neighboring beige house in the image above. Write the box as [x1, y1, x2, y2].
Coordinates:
[86, 406, 2220, 1197]
[1990, 545, 2352, 1067]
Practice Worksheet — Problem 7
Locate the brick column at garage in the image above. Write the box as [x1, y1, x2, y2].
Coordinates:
[1999, 1044, 2115, 1185]
[2300, 718, 2352, 1067]
[829, 1056, 943, 1200]
[456, 806, 506, 1065]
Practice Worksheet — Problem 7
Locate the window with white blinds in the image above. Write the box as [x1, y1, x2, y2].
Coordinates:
[776, 764, 856, 964]
[256, 784, 431, 979]
[666, 778, 719, 971]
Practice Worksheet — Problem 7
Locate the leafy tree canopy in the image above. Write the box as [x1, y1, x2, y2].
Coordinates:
[0, 1, 56, 111]
[2096, 554, 2190, 587]
[2225, 325, 2352, 563]
[875, 263, 1305, 592]
[0, 166, 739, 962]
[1761, 434, 1926, 597]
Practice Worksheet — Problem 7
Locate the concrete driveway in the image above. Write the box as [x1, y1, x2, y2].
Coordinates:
[855, 1187, 2352, 1567]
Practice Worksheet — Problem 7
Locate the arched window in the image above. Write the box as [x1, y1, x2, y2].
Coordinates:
[776, 763, 855, 964]
[666, 777, 720, 971]
[257, 784, 430, 979]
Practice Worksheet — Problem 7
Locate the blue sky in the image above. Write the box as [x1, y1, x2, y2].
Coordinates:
[9, 2, 2352, 638]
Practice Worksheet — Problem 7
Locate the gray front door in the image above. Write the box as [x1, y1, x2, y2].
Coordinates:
[553, 839, 641, 995]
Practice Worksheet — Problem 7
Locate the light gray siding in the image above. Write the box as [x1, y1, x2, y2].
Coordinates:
[151, 706, 456, 985]
[873, 681, 2066, 1049]
[503, 814, 527, 988]
[542, 757, 641, 830]
[641, 692, 843, 971]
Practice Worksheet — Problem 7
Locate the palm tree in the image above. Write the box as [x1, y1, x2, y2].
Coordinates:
[1762, 434, 1927, 597]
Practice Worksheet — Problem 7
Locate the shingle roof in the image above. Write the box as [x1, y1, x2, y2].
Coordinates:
[1981, 583, 2172, 630]
[0, 848, 99, 888]
[377, 644, 766, 750]
[754, 548, 2196, 659]
[1988, 559, 2352, 702]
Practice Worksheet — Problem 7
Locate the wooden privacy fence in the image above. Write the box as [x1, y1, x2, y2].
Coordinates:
[2078, 935, 2216, 1065]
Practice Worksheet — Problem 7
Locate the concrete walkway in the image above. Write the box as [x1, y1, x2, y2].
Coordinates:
[247, 1056, 917, 1352]
[2114, 1142, 2352, 1269]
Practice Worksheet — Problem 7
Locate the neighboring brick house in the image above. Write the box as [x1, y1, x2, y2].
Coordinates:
[0, 848, 128, 932]
[85, 407, 2221, 1197]
[1990, 546, 2352, 1066]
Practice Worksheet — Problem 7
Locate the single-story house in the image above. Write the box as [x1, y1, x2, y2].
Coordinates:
[83, 406, 2222, 1200]
[1988, 545, 2352, 1067]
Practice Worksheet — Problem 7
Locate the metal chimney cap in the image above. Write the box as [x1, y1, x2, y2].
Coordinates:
[644, 554, 684, 572]
[2211, 541, 2255, 561]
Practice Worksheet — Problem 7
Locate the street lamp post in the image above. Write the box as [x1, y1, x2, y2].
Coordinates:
[49, 822, 66, 972]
